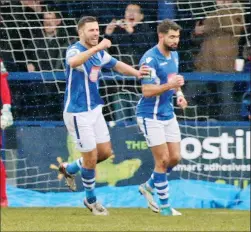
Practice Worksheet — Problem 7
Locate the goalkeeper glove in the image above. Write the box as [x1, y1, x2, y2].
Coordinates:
[1, 104, 13, 130]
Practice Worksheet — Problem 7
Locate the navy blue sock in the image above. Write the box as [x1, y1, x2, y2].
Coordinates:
[166, 167, 173, 175]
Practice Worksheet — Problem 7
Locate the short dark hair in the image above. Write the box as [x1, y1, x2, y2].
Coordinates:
[77, 16, 98, 30]
[43, 11, 61, 20]
[43, 6, 61, 19]
[157, 19, 182, 34]
[126, 3, 143, 14]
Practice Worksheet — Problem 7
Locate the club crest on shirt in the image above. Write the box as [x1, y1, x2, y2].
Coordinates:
[90, 66, 100, 82]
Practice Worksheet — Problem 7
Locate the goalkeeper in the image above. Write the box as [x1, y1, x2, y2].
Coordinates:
[0, 58, 13, 207]
[61, 16, 149, 216]
[137, 19, 187, 216]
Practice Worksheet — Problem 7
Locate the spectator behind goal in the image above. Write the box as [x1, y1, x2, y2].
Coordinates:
[0, 0, 47, 71]
[189, 0, 246, 120]
[27, 9, 68, 72]
[104, 3, 157, 67]
[193, 0, 245, 72]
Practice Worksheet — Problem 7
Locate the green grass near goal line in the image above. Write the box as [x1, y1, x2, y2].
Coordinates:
[1, 208, 250, 231]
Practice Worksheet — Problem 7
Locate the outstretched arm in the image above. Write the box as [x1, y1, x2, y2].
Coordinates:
[112, 61, 150, 78]
[68, 39, 112, 68]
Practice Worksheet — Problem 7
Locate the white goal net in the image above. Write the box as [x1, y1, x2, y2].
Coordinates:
[0, 0, 250, 208]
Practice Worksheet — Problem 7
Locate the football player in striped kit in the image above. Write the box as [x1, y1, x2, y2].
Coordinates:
[61, 16, 149, 215]
[137, 19, 188, 216]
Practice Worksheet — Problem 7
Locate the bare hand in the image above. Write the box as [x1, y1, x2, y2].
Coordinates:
[194, 21, 204, 35]
[177, 96, 188, 110]
[105, 19, 117, 35]
[138, 65, 151, 79]
[97, 38, 112, 51]
[118, 19, 126, 29]
[168, 74, 184, 89]
[123, 20, 134, 34]
[117, 19, 134, 33]
[27, 63, 35, 72]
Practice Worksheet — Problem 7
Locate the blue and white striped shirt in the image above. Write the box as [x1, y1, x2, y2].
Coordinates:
[64, 42, 118, 113]
[136, 46, 179, 121]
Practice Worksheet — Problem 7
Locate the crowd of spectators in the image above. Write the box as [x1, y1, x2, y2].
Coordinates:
[0, 0, 250, 121]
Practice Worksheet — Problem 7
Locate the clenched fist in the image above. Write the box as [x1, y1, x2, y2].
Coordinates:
[96, 38, 112, 51]
[168, 74, 184, 89]
[177, 96, 188, 110]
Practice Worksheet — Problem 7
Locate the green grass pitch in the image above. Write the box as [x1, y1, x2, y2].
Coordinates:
[1, 208, 250, 231]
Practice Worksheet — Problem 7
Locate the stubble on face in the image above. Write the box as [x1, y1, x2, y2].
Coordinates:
[79, 22, 100, 48]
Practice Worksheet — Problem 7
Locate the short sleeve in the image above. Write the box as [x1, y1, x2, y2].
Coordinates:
[139, 55, 158, 85]
[101, 51, 118, 69]
[66, 47, 80, 64]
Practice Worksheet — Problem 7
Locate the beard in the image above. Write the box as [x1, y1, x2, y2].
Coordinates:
[163, 43, 178, 51]
[86, 38, 99, 47]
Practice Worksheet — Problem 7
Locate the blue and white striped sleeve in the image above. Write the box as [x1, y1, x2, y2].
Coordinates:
[101, 51, 118, 69]
[66, 47, 81, 64]
[140, 56, 157, 85]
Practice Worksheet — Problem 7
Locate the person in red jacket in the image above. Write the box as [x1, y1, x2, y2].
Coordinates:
[0, 59, 13, 207]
